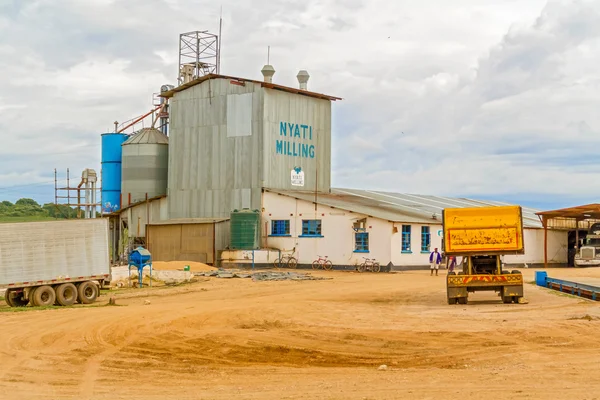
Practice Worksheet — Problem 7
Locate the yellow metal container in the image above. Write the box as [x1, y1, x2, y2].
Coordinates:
[443, 205, 524, 255]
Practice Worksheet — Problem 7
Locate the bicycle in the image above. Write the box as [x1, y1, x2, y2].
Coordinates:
[358, 257, 380, 273]
[273, 250, 298, 269]
[312, 255, 333, 271]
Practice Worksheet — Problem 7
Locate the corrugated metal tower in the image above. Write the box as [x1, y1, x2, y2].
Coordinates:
[121, 128, 169, 206]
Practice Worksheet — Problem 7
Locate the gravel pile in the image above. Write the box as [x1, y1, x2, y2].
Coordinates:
[194, 269, 331, 281]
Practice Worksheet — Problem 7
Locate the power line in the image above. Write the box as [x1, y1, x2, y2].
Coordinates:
[0, 181, 55, 192]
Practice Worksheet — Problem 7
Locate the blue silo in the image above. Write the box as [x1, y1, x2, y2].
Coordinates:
[101, 133, 128, 213]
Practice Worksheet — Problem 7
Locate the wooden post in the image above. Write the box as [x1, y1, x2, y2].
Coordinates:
[543, 216, 548, 268]
[575, 218, 580, 252]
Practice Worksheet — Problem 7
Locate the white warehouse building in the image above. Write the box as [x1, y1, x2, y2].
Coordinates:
[110, 66, 568, 269]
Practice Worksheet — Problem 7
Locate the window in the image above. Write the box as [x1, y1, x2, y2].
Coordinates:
[271, 220, 290, 236]
[402, 225, 411, 252]
[301, 220, 322, 236]
[355, 232, 369, 252]
[421, 226, 431, 252]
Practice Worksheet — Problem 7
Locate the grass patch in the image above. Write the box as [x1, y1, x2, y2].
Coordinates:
[0, 305, 67, 313]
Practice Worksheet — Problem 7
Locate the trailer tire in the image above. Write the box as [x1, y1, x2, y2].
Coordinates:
[78, 281, 98, 304]
[56, 283, 78, 306]
[511, 270, 521, 275]
[32, 285, 56, 307]
[4, 291, 14, 307]
[502, 296, 512, 304]
[458, 297, 468, 305]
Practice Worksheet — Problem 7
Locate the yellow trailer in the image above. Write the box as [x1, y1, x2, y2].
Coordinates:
[443, 205, 525, 305]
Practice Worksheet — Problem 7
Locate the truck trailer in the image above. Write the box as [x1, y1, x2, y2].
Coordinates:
[443, 205, 525, 305]
[574, 223, 600, 267]
[1, 218, 111, 307]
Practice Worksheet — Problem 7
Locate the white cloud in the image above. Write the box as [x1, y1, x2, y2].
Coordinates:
[0, 0, 599, 208]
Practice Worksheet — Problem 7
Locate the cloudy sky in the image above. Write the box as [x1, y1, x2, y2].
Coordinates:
[0, 0, 599, 209]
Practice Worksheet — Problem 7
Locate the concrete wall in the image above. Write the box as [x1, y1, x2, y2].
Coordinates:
[261, 191, 567, 267]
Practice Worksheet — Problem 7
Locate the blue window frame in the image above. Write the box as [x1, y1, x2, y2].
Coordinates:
[271, 220, 290, 236]
[301, 220, 322, 237]
[421, 226, 431, 252]
[402, 225, 411, 253]
[355, 232, 369, 252]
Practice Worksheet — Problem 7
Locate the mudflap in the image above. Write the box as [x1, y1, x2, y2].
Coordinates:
[502, 285, 523, 298]
[447, 286, 468, 300]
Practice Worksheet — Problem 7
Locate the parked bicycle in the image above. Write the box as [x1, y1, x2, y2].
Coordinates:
[273, 249, 298, 269]
[358, 257, 380, 273]
[312, 255, 333, 271]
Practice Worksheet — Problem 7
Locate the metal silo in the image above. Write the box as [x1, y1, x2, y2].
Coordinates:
[101, 133, 128, 214]
[121, 127, 168, 206]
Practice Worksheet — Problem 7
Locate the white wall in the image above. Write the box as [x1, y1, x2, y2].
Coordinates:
[390, 223, 443, 266]
[263, 192, 439, 267]
[262, 192, 567, 267]
[503, 228, 567, 265]
[263, 192, 389, 266]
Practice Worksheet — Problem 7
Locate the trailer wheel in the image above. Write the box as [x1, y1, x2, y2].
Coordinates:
[511, 270, 521, 275]
[447, 297, 457, 305]
[8, 290, 29, 307]
[78, 281, 98, 304]
[32, 286, 56, 307]
[502, 296, 512, 304]
[56, 283, 78, 306]
[4, 290, 14, 307]
[458, 297, 468, 305]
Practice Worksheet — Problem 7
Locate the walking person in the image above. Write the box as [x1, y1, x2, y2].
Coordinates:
[429, 248, 442, 276]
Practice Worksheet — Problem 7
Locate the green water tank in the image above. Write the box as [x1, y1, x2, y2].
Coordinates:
[230, 209, 261, 250]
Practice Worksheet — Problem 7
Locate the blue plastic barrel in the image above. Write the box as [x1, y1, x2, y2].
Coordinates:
[101, 133, 128, 213]
[535, 271, 548, 287]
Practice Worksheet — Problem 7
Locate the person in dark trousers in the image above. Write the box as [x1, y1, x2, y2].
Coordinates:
[429, 248, 442, 276]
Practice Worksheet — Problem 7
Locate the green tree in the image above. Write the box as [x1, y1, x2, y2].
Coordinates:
[15, 198, 40, 207]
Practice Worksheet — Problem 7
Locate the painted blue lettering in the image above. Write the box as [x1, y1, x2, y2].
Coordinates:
[276, 140, 283, 154]
[301, 125, 308, 139]
[309, 126, 313, 140]
[292, 142, 297, 156]
[280, 122, 287, 136]
[301, 143, 309, 158]
[309, 145, 315, 158]
[286, 141, 291, 155]
[288, 123, 294, 134]
[294, 124, 301, 138]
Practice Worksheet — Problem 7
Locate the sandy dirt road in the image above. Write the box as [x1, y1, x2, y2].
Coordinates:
[1, 268, 600, 400]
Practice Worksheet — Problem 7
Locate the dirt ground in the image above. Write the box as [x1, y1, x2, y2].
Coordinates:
[1, 267, 600, 400]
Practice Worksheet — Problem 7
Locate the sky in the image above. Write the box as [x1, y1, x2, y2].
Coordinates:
[0, 0, 599, 210]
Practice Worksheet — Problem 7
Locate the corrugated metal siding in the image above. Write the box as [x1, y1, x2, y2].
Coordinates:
[146, 223, 216, 264]
[122, 197, 167, 237]
[262, 89, 331, 192]
[0, 219, 110, 284]
[122, 143, 168, 205]
[168, 78, 264, 219]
